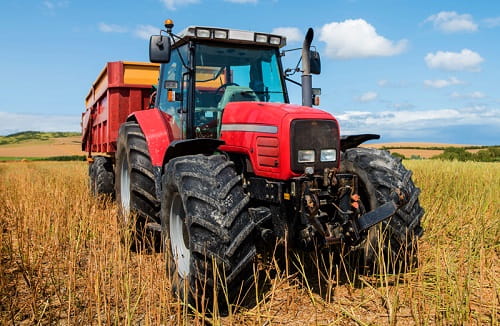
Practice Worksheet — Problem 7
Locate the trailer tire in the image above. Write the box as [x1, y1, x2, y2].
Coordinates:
[161, 154, 256, 308]
[340, 147, 424, 273]
[89, 156, 114, 197]
[115, 121, 159, 249]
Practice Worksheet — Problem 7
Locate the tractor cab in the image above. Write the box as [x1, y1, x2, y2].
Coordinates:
[150, 22, 290, 139]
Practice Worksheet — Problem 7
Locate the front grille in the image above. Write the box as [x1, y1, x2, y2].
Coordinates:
[291, 119, 339, 173]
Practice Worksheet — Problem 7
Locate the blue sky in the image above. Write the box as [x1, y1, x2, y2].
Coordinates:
[0, 0, 499, 144]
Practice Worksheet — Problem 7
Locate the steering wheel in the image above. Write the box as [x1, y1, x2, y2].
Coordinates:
[215, 82, 240, 96]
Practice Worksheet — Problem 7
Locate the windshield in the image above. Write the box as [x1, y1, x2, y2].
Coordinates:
[192, 44, 286, 138]
[195, 44, 285, 104]
[194, 44, 286, 137]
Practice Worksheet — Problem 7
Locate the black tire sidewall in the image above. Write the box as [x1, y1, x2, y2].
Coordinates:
[341, 147, 423, 271]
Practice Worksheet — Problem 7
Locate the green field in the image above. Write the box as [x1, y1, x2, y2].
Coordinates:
[0, 131, 81, 145]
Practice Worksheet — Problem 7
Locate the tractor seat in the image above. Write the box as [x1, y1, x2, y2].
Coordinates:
[217, 86, 259, 110]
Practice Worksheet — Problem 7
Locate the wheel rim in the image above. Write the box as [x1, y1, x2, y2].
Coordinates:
[169, 192, 190, 278]
[120, 157, 131, 220]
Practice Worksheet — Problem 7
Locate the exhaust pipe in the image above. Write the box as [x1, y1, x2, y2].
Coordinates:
[301, 28, 314, 107]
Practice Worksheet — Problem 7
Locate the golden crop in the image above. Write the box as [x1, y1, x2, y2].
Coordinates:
[0, 160, 498, 324]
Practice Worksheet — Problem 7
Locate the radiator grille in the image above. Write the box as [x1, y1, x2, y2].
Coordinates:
[291, 120, 339, 173]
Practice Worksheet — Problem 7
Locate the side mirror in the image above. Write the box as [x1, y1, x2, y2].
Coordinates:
[149, 35, 171, 63]
[310, 50, 321, 75]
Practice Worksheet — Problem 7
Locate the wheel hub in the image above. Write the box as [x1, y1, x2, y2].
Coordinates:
[120, 158, 131, 220]
[170, 193, 190, 277]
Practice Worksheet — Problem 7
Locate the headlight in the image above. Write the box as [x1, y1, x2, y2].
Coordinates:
[195, 28, 211, 38]
[320, 149, 336, 162]
[298, 150, 315, 163]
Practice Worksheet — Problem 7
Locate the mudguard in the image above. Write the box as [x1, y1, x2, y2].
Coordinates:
[340, 134, 380, 151]
[164, 139, 224, 164]
[127, 108, 180, 167]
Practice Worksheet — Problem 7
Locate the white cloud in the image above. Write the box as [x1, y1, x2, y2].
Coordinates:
[224, 0, 257, 3]
[357, 91, 378, 102]
[319, 19, 407, 59]
[271, 27, 302, 43]
[390, 102, 415, 110]
[450, 91, 485, 99]
[134, 25, 160, 40]
[43, 1, 68, 9]
[0, 112, 80, 136]
[377, 79, 410, 88]
[42, 0, 68, 14]
[98, 23, 128, 33]
[160, 0, 199, 10]
[43, 1, 55, 9]
[336, 106, 500, 140]
[425, 49, 483, 72]
[378, 80, 388, 87]
[424, 11, 477, 33]
[424, 77, 464, 88]
[483, 17, 500, 28]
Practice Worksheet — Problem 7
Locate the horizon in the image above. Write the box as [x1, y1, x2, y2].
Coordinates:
[2, 130, 498, 147]
[0, 0, 499, 145]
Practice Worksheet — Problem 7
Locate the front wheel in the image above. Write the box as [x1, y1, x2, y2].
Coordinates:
[161, 154, 256, 308]
[115, 121, 159, 249]
[341, 147, 424, 273]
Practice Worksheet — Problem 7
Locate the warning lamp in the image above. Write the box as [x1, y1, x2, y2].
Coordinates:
[164, 19, 174, 32]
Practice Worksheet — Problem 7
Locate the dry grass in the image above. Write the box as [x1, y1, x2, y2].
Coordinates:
[367, 142, 478, 148]
[0, 136, 82, 157]
[363, 143, 488, 159]
[0, 160, 498, 324]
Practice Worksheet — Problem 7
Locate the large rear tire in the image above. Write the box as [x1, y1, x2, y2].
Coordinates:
[341, 147, 424, 273]
[161, 154, 256, 308]
[89, 156, 114, 197]
[115, 121, 159, 249]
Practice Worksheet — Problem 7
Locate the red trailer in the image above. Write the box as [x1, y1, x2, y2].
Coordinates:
[82, 61, 159, 155]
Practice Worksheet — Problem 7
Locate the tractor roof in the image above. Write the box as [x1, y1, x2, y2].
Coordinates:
[174, 26, 287, 48]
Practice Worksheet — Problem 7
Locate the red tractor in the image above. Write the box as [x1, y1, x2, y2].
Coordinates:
[83, 20, 423, 305]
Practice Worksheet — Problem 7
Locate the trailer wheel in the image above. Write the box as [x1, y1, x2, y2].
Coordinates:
[89, 156, 114, 197]
[340, 147, 424, 273]
[115, 121, 159, 249]
[161, 154, 256, 307]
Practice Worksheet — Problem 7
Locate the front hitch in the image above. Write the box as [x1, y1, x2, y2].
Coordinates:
[295, 172, 406, 248]
[356, 201, 398, 231]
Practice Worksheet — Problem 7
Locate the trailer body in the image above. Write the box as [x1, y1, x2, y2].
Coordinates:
[82, 61, 159, 155]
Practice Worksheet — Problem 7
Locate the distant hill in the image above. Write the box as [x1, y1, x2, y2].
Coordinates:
[0, 131, 81, 145]
[0, 131, 83, 159]
[1, 133, 497, 161]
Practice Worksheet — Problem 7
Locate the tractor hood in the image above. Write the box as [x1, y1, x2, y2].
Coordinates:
[219, 101, 340, 180]
[221, 101, 334, 125]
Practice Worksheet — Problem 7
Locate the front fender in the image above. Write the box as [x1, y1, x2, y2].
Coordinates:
[164, 138, 224, 167]
[127, 108, 179, 167]
[340, 134, 380, 151]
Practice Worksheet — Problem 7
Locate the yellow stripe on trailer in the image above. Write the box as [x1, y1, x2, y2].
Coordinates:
[123, 61, 160, 85]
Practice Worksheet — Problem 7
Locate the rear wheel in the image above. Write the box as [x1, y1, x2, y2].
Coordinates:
[341, 147, 424, 273]
[161, 154, 256, 308]
[89, 156, 114, 197]
[115, 121, 159, 249]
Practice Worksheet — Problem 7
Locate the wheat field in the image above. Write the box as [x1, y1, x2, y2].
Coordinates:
[0, 160, 498, 325]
